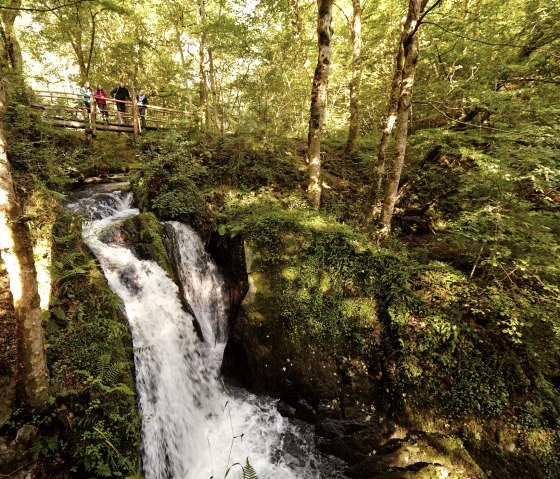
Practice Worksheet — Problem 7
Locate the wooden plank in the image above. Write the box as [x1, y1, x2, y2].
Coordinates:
[49, 118, 134, 132]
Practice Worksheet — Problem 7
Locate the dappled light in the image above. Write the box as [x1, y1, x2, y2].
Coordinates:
[0, 0, 558, 477]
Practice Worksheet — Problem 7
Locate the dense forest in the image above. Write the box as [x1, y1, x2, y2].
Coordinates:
[0, 0, 558, 478]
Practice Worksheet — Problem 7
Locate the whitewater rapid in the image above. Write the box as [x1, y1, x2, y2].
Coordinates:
[68, 189, 319, 479]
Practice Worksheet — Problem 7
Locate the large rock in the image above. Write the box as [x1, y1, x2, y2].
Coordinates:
[344, 433, 485, 479]
[0, 435, 36, 478]
[221, 240, 345, 408]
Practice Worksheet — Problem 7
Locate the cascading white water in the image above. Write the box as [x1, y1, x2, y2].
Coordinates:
[67, 189, 320, 479]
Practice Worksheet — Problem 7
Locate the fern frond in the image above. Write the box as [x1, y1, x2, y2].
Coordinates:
[243, 458, 259, 479]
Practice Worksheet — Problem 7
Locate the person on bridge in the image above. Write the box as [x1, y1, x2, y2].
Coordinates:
[80, 81, 92, 114]
[136, 90, 148, 129]
[111, 81, 131, 125]
[94, 85, 109, 122]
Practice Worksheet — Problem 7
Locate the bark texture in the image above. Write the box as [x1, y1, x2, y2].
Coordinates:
[208, 48, 223, 134]
[0, 0, 23, 72]
[346, 0, 362, 154]
[371, 22, 405, 218]
[0, 82, 50, 411]
[377, 0, 425, 240]
[198, 0, 210, 129]
[307, 0, 334, 210]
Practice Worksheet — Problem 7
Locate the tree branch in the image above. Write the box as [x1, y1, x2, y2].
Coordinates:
[422, 21, 525, 48]
[0, 0, 95, 13]
[416, 100, 516, 133]
[418, 0, 444, 26]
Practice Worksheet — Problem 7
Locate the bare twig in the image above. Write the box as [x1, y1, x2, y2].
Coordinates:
[0, 0, 96, 13]
[422, 21, 526, 48]
[417, 100, 516, 133]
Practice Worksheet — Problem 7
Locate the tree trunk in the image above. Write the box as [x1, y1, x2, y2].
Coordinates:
[175, 28, 193, 111]
[208, 48, 223, 134]
[0, 0, 23, 72]
[371, 22, 405, 218]
[377, 0, 425, 240]
[307, 0, 334, 210]
[0, 81, 50, 411]
[198, 0, 210, 129]
[290, 0, 312, 81]
[346, 0, 362, 155]
[85, 12, 97, 79]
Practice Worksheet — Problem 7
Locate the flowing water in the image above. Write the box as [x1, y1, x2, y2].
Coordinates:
[67, 188, 321, 479]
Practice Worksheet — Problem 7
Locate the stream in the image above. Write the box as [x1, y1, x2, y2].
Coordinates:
[66, 185, 324, 479]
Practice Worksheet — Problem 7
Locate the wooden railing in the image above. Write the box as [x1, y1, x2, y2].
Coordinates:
[32, 90, 194, 139]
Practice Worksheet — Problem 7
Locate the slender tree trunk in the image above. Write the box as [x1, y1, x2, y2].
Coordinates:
[175, 28, 193, 111]
[346, 0, 362, 155]
[85, 12, 97, 79]
[0, 80, 50, 411]
[290, 0, 312, 81]
[307, 0, 334, 210]
[371, 22, 405, 218]
[207, 48, 223, 134]
[377, 0, 425, 240]
[198, 0, 210, 129]
[0, 0, 23, 72]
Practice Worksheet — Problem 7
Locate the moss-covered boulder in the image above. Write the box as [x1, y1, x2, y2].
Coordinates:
[220, 207, 407, 416]
[344, 433, 485, 479]
[121, 212, 174, 278]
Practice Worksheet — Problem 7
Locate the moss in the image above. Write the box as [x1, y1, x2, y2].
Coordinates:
[35, 209, 141, 478]
[121, 212, 174, 278]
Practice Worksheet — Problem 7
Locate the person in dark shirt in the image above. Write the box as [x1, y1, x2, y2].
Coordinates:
[110, 81, 131, 124]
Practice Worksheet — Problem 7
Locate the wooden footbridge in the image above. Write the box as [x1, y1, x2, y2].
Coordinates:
[32, 89, 194, 139]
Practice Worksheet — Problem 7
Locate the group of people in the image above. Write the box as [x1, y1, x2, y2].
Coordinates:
[80, 81, 149, 128]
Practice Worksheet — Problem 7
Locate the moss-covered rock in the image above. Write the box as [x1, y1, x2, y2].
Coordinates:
[345, 433, 485, 479]
[121, 212, 174, 278]
[31, 209, 141, 478]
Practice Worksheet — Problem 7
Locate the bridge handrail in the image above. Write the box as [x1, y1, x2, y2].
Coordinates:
[33, 89, 194, 137]
[34, 90, 192, 115]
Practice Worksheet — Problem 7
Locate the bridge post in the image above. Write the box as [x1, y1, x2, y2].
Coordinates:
[90, 93, 96, 138]
[132, 87, 139, 140]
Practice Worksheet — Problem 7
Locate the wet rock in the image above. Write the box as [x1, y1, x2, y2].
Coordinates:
[344, 432, 485, 479]
[276, 401, 296, 418]
[0, 435, 35, 478]
[84, 176, 104, 184]
[316, 418, 347, 439]
[15, 425, 38, 446]
[317, 436, 369, 466]
[295, 399, 317, 424]
[316, 420, 400, 466]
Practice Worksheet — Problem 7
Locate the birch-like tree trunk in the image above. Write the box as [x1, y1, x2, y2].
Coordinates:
[175, 29, 193, 111]
[307, 0, 334, 210]
[346, 0, 362, 155]
[371, 22, 405, 218]
[0, 79, 50, 411]
[208, 48, 223, 134]
[290, 0, 312, 81]
[198, 0, 210, 129]
[377, 0, 425, 240]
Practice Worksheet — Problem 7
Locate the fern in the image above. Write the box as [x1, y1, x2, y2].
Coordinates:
[95, 353, 126, 384]
[243, 458, 259, 479]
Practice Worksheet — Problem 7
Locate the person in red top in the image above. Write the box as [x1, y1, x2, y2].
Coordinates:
[94, 85, 109, 122]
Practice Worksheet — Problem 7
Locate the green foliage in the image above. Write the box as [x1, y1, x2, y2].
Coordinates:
[132, 131, 209, 230]
[243, 458, 259, 479]
[42, 209, 141, 478]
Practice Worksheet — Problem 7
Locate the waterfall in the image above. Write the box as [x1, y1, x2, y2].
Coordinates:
[67, 189, 320, 479]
